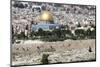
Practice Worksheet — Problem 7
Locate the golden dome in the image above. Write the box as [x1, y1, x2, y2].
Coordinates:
[40, 11, 53, 21]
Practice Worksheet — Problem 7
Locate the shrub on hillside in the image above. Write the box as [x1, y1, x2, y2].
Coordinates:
[41, 54, 49, 64]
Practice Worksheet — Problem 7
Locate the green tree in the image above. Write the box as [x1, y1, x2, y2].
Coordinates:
[38, 28, 45, 36]
[52, 29, 62, 38]
[86, 28, 96, 39]
[75, 29, 85, 39]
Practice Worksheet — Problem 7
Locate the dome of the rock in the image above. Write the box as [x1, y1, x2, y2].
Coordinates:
[40, 11, 53, 21]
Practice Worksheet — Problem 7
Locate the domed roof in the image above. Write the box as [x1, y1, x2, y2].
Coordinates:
[40, 11, 53, 21]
